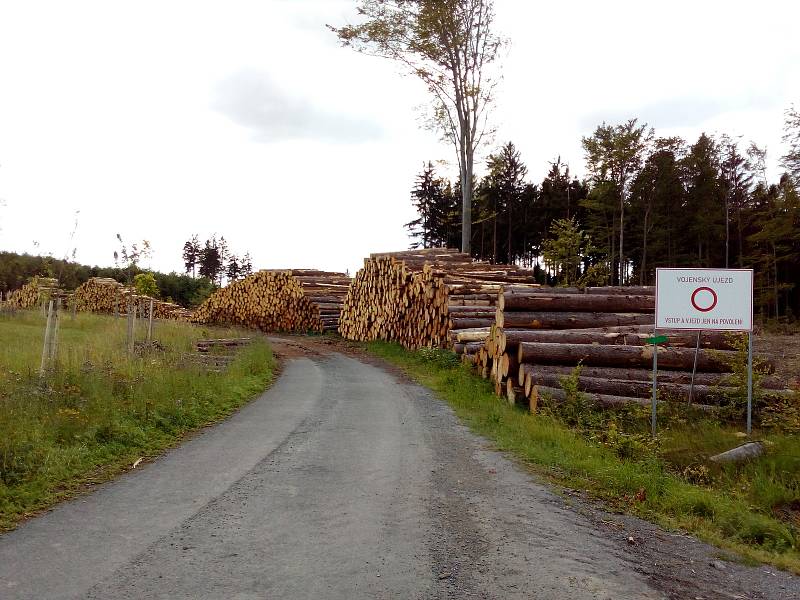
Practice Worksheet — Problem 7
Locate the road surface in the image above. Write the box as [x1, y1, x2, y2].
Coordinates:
[0, 337, 797, 599]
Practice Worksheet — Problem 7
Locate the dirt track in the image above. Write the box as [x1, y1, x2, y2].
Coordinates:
[0, 336, 797, 599]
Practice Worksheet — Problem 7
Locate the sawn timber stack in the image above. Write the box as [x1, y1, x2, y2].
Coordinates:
[193, 269, 350, 333]
[337, 248, 539, 349]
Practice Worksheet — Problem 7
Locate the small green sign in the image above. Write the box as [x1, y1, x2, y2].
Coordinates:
[646, 335, 668, 345]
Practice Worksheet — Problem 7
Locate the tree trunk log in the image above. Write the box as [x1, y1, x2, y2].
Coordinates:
[516, 363, 787, 390]
[498, 311, 653, 329]
[531, 384, 715, 411]
[498, 328, 739, 354]
[516, 342, 755, 373]
[500, 293, 654, 313]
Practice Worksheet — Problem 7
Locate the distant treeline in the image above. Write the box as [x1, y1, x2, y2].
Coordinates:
[406, 110, 800, 321]
[0, 251, 215, 308]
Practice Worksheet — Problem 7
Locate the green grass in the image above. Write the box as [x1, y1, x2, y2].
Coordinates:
[0, 309, 274, 531]
[366, 341, 800, 574]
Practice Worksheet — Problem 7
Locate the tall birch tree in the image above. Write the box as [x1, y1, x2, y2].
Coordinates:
[330, 0, 504, 254]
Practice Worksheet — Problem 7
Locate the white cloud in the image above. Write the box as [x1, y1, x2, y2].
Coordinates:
[0, 0, 797, 277]
[214, 70, 383, 143]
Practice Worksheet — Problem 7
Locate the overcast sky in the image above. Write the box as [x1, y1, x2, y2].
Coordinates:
[0, 0, 797, 276]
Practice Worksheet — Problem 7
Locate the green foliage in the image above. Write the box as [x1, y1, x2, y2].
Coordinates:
[0, 251, 213, 308]
[579, 262, 611, 287]
[416, 346, 461, 369]
[714, 334, 771, 421]
[541, 217, 594, 286]
[405, 162, 461, 250]
[153, 272, 216, 308]
[406, 109, 800, 318]
[475, 142, 530, 264]
[760, 393, 800, 433]
[0, 310, 273, 530]
[581, 118, 654, 285]
[133, 272, 159, 298]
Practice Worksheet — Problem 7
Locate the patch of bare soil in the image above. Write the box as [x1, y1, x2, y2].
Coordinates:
[756, 333, 800, 387]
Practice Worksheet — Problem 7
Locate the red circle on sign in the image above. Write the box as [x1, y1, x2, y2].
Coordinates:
[691, 287, 717, 312]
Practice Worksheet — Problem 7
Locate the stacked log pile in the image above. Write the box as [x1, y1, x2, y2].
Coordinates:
[193, 269, 349, 333]
[73, 278, 137, 313]
[148, 300, 192, 321]
[478, 286, 788, 410]
[72, 277, 190, 321]
[5, 277, 62, 309]
[338, 249, 539, 349]
[291, 270, 352, 332]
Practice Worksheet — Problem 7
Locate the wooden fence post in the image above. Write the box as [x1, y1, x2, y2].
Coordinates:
[127, 301, 136, 356]
[147, 298, 154, 343]
[40, 299, 54, 375]
[48, 297, 61, 364]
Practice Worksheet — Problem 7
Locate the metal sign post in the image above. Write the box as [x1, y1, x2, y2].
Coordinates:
[651, 332, 658, 437]
[688, 331, 701, 406]
[646, 333, 668, 437]
[747, 332, 753, 435]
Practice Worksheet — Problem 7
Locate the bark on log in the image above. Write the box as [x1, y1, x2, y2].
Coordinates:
[585, 286, 654, 296]
[524, 371, 735, 403]
[531, 385, 715, 411]
[449, 317, 495, 330]
[498, 328, 740, 354]
[531, 385, 652, 408]
[498, 311, 653, 330]
[453, 342, 483, 355]
[516, 342, 755, 373]
[499, 293, 654, 313]
[516, 363, 788, 390]
[447, 306, 498, 315]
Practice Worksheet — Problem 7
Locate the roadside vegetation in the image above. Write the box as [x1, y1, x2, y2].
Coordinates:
[367, 341, 800, 574]
[0, 309, 274, 531]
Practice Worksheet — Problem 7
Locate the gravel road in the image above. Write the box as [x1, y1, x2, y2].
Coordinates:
[0, 337, 797, 599]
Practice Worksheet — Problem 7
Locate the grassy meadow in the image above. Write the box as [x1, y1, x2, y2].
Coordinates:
[0, 309, 274, 531]
[367, 341, 800, 574]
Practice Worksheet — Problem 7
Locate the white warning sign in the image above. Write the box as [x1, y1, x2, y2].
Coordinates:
[655, 268, 753, 331]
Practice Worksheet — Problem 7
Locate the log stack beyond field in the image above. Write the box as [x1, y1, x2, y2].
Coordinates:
[471, 285, 788, 410]
[5, 277, 63, 309]
[72, 278, 136, 314]
[193, 269, 350, 333]
[72, 277, 191, 321]
[338, 249, 540, 349]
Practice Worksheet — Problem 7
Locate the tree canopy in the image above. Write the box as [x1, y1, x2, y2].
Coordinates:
[404, 109, 800, 320]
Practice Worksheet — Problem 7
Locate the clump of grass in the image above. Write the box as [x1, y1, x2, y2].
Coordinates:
[0, 310, 274, 530]
[367, 340, 800, 574]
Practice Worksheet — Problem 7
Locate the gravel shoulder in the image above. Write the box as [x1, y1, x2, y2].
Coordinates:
[0, 336, 796, 599]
